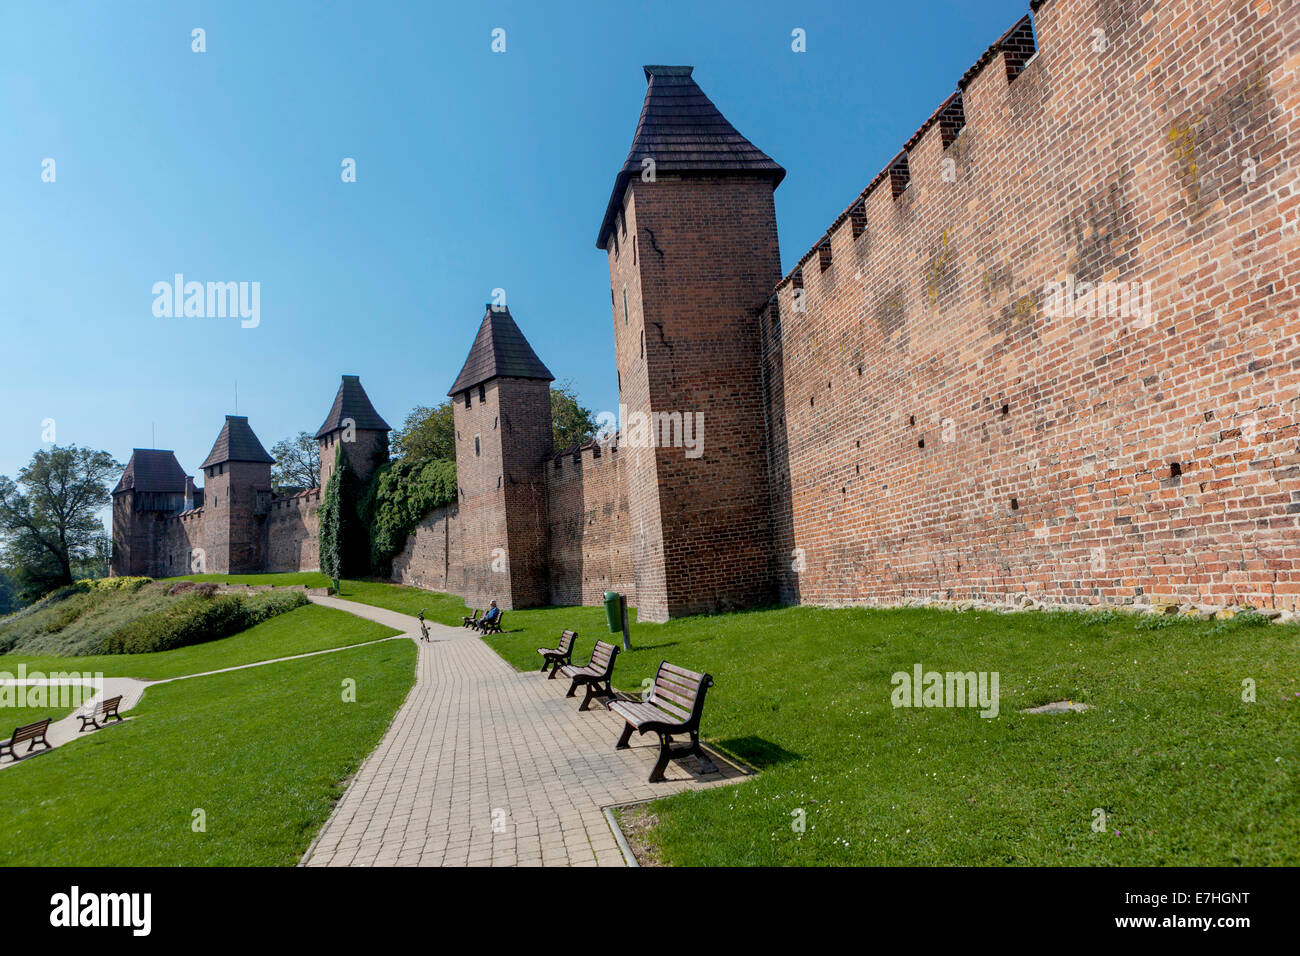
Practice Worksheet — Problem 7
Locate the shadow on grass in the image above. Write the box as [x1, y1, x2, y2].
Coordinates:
[624, 640, 679, 654]
[715, 735, 802, 770]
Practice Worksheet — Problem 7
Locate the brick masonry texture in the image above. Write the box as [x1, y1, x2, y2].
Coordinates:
[762, 0, 1300, 610]
[117, 0, 1300, 620]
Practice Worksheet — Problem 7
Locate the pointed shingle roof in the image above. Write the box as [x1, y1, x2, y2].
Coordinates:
[314, 375, 391, 439]
[199, 416, 274, 469]
[447, 306, 555, 395]
[597, 65, 785, 249]
[113, 449, 189, 495]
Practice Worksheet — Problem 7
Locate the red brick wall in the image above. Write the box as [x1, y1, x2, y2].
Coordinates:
[391, 503, 462, 593]
[545, 441, 637, 606]
[762, 0, 1300, 611]
[609, 175, 783, 621]
[449, 375, 552, 610]
[265, 492, 320, 572]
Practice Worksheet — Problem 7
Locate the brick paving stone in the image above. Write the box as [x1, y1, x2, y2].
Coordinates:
[300, 596, 746, 867]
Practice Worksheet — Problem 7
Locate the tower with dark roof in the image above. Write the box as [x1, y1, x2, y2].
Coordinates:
[110, 448, 192, 576]
[315, 374, 391, 491]
[199, 415, 274, 573]
[598, 65, 784, 621]
[448, 305, 554, 610]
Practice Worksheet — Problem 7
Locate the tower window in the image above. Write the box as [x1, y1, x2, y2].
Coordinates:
[623, 286, 629, 326]
[479, 384, 486, 403]
[474, 435, 481, 457]
[464, 390, 472, 409]
[632, 236, 637, 265]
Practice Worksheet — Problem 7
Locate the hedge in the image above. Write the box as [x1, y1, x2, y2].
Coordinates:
[101, 590, 308, 655]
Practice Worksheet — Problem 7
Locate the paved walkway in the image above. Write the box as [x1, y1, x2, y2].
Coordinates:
[301, 596, 747, 867]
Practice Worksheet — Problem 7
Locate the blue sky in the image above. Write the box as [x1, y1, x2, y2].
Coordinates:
[0, 0, 1027, 498]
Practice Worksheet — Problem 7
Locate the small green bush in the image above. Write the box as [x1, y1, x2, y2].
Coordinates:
[101, 591, 308, 655]
[81, 576, 152, 592]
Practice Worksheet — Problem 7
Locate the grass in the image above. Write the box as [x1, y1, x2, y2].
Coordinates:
[0, 637, 416, 865]
[338, 579, 1300, 866]
[0, 603, 400, 682]
[166, 574, 473, 626]
[0, 580, 179, 656]
[155, 574, 1300, 864]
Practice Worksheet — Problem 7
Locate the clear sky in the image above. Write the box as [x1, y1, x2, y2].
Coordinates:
[0, 0, 1028, 501]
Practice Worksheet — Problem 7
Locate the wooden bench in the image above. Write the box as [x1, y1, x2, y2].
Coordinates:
[559, 640, 619, 710]
[477, 612, 505, 635]
[609, 662, 717, 782]
[78, 695, 124, 732]
[536, 630, 577, 678]
[461, 609, 482, 628]
[0, 718, 52, 762]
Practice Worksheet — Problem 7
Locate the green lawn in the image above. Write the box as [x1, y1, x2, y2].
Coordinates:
[0, 613, 415, 865]
[159, 574, 1300, 865]
[2, 603, 400, 681]
[348, 581, 1300, 866]
[166, 574, 471, 627]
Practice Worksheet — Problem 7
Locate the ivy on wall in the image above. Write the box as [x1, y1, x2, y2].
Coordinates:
[362, 456, 457, 574]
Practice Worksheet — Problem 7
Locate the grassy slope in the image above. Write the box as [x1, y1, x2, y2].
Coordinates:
[1, 603, 400, 681]
[157, 574, 1300, 865]
[0, 639, 415, 865]
[0, 582, 181, 656]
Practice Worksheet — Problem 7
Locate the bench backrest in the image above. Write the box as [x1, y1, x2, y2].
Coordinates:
[101, 695, 123, 713]
[11, 718, 51, 742]
[589, 640, 618, 675]
[649, 662, 713, 728]
[559, 630, 576, 653]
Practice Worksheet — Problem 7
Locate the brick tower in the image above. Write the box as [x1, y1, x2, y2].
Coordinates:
[597, 65, 784, 621]
[110, 449, 190, 577]
[448, 305, 554, 611]
[198, 415, 274, 574]
[315, 374, 391, 490]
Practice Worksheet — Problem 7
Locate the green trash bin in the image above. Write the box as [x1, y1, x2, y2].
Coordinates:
[603, 591, 623, 632]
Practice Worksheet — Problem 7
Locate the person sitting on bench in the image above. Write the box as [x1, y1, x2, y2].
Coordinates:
[476, 602, 501, 631]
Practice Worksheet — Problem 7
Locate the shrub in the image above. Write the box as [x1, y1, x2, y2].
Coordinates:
[80, 576, 152, 592]
[101, 590, 307, 655]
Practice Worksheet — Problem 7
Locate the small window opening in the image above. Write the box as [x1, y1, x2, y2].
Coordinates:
[939, 93, 966, 149]
[850, 201, 867, 239]
[474, 435, 481, 457]
[1001, 16, 1037, 83]
[889, 154, 911, 199]
[818, 239, 832, 272]
[1170, 462, 1182, 478]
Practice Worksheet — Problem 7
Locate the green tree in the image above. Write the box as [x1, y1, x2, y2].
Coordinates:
[270, 431, 322, 490]
[0, 568, 19, 616]
[551, 381, 597, 451]
[392, 402, 455, 462]
[0, 445, 120, 601]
